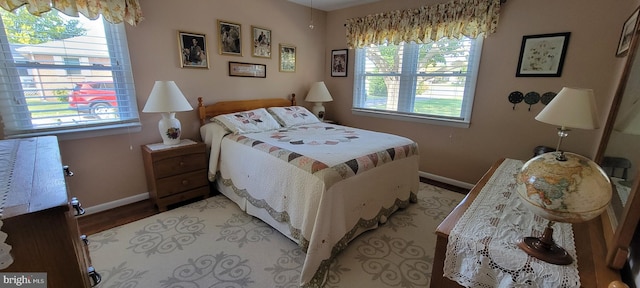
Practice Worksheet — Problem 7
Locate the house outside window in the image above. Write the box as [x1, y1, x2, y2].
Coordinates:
[352, 37, 483, 128]
[0, 7, 140, 139]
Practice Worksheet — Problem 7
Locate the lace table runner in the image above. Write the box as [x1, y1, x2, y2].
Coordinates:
[0, 140, 20, 269]
[443, 159, 580, 287]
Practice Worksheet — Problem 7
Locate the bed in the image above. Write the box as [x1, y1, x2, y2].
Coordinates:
[197, 95, 420, 287]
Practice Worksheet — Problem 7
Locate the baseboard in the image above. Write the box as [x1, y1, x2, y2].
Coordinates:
[80, 192, 150, 216]
[419, 171, 475, 190]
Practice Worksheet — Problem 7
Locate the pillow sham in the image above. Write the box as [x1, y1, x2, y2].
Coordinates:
[267, 106, 321, 127]
[213, 108, 282, 134]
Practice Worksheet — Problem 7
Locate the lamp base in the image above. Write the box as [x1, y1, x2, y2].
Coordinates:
[311, 102, 326, 120]
[158, 112, 182, 146]
[517, 223, 573, 265]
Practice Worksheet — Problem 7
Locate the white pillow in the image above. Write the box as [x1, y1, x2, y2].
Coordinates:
[267, 106, 320, 127]
[213, 108, 282, 134]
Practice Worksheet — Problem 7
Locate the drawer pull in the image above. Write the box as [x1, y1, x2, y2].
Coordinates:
[63, 165, 74, 177]
[179, 161, 185, 166]
[80, 235, 88, 245]
[88, 266, 102, 286]
[182, 180, 189, 185]
[71, 197, 85, 216]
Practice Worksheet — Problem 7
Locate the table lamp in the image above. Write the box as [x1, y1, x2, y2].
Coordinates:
[516, 87, 612, 265]
[142, 81, 193, 145]
[305, 81, 333, 120]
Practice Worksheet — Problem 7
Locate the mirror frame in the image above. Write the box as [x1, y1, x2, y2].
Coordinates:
[595, 24, 640, 270]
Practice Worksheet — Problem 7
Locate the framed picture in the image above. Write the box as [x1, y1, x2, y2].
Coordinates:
[178, 31, 209, 69]
[218, 20, 242, 56]
[516, 32, 571, 77]
[279, 43, 296, 72]
[331, 49, 348, 77]
[252, 26, 271, 58]
[616, 8, 640, 57]
[229, 62, 266, 78]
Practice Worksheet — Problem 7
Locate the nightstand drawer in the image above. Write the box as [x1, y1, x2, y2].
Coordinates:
[153, 153, 207, 178]
[156, 186, 210, 209]
[156, 169, 209, 198]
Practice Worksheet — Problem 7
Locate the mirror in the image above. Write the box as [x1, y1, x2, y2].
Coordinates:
[595, 24, 640, 270]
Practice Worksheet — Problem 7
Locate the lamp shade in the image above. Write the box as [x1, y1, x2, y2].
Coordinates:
[305, 81, 333, 103]
[142, 81, 193, 113]
[535, 87, 599, 130]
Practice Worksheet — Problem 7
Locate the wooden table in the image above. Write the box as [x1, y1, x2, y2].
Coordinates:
[430, 158, 623, 288]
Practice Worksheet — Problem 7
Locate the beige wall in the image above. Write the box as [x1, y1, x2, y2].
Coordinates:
[56, 0, 636, 208]
[324, 0, 633, 184]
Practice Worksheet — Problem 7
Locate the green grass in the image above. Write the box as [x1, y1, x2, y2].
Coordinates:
[365, 96, 462, 117]
[26, 98, 78, 117]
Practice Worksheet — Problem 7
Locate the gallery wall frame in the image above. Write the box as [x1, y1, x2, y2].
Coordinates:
[516, 32, 571, 77]
[218, 20, 242, 56]
[229, 61, 266, 78]
[178, 31, 209, 69]
[616, 8, 640, 57]
[331, 49, 348, 77]
[252, 25, 272, 58]
[279, 43, 296, 72]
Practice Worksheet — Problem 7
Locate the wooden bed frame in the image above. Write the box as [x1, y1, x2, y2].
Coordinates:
[197, 94, 296, 125]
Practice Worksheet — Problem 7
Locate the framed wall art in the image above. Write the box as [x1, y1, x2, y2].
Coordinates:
[218, 20, 242, 56]
[331, 49, 348, 77]
[252, 26, 271, 58]
[229, 62, 266, 78]
[516, 32, 571, 77]
[279, 43, 296, 72]
[178, 31, 209, 69]
[616, 8, 640, 57]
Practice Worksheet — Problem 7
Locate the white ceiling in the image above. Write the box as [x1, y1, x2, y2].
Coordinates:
[287, 0, 382, 11]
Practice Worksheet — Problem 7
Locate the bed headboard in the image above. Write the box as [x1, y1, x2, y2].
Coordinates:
[197, 94, 296, 125]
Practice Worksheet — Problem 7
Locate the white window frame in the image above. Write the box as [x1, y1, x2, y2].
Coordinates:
[352, 37, 483, 128]
[0, 12, 140, 140]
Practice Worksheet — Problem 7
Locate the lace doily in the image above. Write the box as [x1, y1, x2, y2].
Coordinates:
[0, 140, 21, 269]
[443, 159, 580, 288]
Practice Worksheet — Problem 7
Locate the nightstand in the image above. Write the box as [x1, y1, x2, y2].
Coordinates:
[141, 140, 209, 211]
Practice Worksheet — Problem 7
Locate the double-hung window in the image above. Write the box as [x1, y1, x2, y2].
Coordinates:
[0, 7, 139, 139]
[352, 36, 483, 127]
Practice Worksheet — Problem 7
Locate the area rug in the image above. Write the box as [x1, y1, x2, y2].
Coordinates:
[88, 183, 465, 288]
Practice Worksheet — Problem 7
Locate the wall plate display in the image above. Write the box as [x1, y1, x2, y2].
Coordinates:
[541, 92, 557, 105]
[508, 91, 524, 109]
[524, 91, 540, 111]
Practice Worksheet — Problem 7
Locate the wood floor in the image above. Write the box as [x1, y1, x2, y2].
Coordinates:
[77, 178, 470, 235]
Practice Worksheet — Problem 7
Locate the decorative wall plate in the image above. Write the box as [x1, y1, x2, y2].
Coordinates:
[508, 91, 524, 110]
[541, 92, 557, 105]
[524, 91, 540, 111]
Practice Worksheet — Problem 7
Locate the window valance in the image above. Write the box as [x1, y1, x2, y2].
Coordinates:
[0, 0, 143, 26]
[345, 0, 501, 49]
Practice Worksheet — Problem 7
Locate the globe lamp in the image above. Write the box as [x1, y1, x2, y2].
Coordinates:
[517, 87, 611, 265]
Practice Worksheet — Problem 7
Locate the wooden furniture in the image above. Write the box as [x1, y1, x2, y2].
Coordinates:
[142, 140, 209, 211]
[430, 158, 624, 288]
[0, 136, 97, 287]
[197, 94, 296, 125]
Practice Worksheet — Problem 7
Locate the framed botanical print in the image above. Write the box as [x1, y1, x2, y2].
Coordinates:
[279, 43, 296, 72]
[178, 31, 209, 69]
[331, 49, 348, 77]
[218, 20, 242, 56]
[616, 8, 640, 57]
[516, 32, 571, 77]
[252, 26, 271, 58]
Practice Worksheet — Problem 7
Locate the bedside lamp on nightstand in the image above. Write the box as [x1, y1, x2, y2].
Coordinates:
[142, 81, 193, 145]
[305, 81, 333, 120]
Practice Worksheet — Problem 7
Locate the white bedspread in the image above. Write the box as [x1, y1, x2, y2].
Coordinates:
[201, 122, 419, 287]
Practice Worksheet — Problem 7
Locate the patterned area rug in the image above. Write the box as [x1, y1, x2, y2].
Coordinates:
[88, 182, 465, 288]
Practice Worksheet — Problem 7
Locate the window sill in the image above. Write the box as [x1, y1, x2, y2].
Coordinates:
[7, 123, 142, 141]
[351, 108, 470, 128]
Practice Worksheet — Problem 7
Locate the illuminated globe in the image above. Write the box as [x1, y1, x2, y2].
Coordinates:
[517, 152, 612, 223]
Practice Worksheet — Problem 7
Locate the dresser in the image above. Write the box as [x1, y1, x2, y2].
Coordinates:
[0, 136, 97, 287]
[141, 140, 209, 211]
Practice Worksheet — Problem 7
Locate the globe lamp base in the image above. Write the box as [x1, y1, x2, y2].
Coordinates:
[517, 223, 573, 265]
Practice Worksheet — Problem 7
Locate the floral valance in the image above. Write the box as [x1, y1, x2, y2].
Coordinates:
[0, 0, 143, 26]
[345, 0, 502, 49]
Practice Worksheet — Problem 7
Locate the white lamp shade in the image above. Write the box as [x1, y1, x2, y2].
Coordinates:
[142, 81, 193, 113]
[535, 87, 600, 130]
[305, 81, 333, 103]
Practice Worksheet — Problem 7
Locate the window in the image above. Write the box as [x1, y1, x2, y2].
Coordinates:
[352, 37, 483, 127]
[0, 7, 140, 139]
